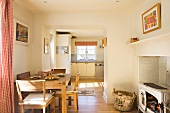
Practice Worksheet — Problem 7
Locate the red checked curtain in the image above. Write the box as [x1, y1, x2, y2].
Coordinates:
[0, 0, 14, 113]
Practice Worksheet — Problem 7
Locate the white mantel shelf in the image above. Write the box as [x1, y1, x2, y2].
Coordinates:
[129, 32, 170, 45]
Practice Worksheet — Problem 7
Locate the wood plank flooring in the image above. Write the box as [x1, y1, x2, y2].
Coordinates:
[55, 77, 138, 113]
[14, 77, 138, 113]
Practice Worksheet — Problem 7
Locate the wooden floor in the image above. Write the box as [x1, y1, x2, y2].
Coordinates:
[56, 77, 138, 113]
[14, 77, 138, 113]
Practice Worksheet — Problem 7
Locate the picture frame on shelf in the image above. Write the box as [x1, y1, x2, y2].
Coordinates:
[14, 19, 29, 45]
[44, 38, 49, 54]
[142, 3, 161, 34]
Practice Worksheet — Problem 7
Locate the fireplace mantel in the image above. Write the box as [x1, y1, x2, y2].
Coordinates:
[129, 32, 170, 45]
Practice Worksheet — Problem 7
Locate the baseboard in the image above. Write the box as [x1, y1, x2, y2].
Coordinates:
[103, 91, 107, 103]
[103, 92, 114, 104]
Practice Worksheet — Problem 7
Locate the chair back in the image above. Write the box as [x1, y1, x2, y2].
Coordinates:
[51, 69, 66, 74]
[74, 71, 80, 91]
[16, 80, 46, 103]
[17, 71, 31, 80]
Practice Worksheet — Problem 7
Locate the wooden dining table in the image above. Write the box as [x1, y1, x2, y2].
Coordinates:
[23, 74, 71, 113]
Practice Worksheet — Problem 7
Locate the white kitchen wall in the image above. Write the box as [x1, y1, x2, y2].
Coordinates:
[13, 2, 33, 80]
[32, 13, 134, 103]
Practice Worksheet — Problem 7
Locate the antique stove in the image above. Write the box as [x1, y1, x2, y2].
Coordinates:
[139, 83, 170, 113]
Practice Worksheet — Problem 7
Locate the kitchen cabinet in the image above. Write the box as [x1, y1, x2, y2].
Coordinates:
[86, 63, 95, 76]
[73, 63, 95, 76]
[71, 63, 78, 76]
[71, 39, 76, 54]
[77, 63, 87, 76]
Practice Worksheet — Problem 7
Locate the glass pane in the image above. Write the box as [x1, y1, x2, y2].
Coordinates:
[87, 54, 96, 60]
[87, 50, 95, 54]
[77, 54, 86, 60]
[77, 46, 96, 60]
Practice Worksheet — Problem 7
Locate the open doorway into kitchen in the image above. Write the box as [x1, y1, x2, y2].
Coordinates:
[50, 25, 105, 79]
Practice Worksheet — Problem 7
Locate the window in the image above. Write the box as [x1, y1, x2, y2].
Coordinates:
[77, 46, 96, 60]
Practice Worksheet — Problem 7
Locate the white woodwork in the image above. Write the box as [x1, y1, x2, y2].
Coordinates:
[86, 63, 95, 76]
[71, 63, 78, 76]
[71, 39, 76, 54]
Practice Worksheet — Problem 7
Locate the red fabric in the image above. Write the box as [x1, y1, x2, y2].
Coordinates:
[0, 0, 14, 113]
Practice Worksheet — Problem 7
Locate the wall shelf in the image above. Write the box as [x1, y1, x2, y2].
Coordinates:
[129, 32, 170, 45]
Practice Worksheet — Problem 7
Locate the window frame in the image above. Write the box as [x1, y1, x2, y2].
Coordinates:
[76, 46, 96, 60]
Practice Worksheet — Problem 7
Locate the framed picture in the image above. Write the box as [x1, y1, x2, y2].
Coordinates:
[142, 3, 161, 34]
[44, 38, 49, 54]
[14, 19, 29, 45]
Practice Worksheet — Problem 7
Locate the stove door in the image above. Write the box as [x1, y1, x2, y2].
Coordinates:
[139, 88, 146, 111]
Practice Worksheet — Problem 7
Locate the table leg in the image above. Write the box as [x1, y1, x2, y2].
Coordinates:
[62, 85, 67, 113]
[68, 79, 72, 105]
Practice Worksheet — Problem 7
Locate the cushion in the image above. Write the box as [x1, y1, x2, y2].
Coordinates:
[23, 93, 53, 105]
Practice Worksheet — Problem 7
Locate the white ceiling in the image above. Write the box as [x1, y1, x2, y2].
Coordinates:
[15, 0, 146, 38]
[15, 0, 146, 14]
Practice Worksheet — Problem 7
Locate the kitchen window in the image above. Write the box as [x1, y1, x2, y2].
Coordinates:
[77, 46, 96, 60]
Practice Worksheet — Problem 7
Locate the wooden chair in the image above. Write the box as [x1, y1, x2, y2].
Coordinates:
[17, 71, 31, 80]
[55, 71, 80, 112]
[16, 71, 32, 100]
[51, 69, 66, 74]
[16, 80, 56, 113]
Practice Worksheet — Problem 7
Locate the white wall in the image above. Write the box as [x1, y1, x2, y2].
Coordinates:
[32, 13, 134, 103]
[132, 0, 170, 102]
[42, 26, 51, 71]
[13, 2, 33, 80]
[132, 0, 170, 41]
[105, 14, 135, 103]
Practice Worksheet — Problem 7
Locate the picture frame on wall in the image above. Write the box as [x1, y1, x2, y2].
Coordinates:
[44, 38, 49, 54]
[142, 3, 161, 34]
[14, 19, 29, 45]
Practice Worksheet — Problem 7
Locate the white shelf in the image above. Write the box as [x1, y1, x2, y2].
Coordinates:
[129, 32, 170, 45]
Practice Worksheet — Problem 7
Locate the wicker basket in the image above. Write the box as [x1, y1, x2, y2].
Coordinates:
[112, 88, 136, 112]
